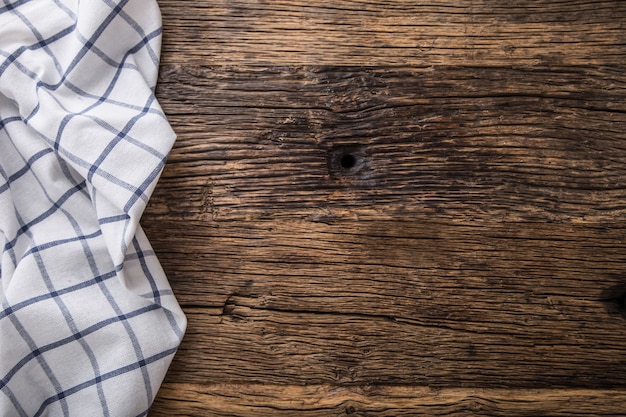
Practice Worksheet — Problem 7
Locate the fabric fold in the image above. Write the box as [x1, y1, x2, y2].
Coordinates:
[0, 1, 186, 415]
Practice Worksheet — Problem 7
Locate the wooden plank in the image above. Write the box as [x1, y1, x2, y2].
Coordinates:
[144, 220, 626, 388]
[150, 65, 626, 224]
[158, 0, 626, 66]
[151, 384, 626, 417]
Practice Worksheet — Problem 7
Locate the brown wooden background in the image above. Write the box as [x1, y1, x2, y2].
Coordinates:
[144, 1, 626, 415]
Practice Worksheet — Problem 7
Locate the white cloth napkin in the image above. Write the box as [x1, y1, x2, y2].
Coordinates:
[0, 0, 186, 415]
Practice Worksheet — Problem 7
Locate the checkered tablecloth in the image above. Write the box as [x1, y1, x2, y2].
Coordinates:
[0, 1, 186, 415]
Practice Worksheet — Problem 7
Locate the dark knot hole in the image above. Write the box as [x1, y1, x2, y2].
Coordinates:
[340, 153, 356, 169]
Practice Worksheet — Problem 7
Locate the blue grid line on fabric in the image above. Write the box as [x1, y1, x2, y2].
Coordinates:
[23, 229, 102, 257]
[128, 235, 185, 338]
[0, 269, 117, 321]
[48, 91, 166, 168]
[0, 376, 27, 417]
[99, 214, 130, 225]
[4, 0, 159, 128]
[51, 49, 143, 151]
[124, 154, 168, 212]
[108, 161, 167, 273]
[130, 236, 161, 304]
[56, 145, 143, 191]
[0, 147, 53, 194]
[6, 123, 153, 205]
[74, 211, 157, 408]
[15, 36, 166, 162]
[18, 135, 139, 417]
[0, 25, 75, 76]
[157, 298, 185, 340]
[63, 79, 167, 115]
[74, 29, 140, 71]
[86, 95, 156, 182]
[86, 112, 167, 159]
[0, 30, 166, 121]
[0, 164, 18, 268]
[2, 134, 156, 415]
[7, 132, 112, 413]
[112, 296, 155, 406]
[32, 249, 111, 415]
[102, 0, 160, 66]
[24, 101, 40, 122]
[40, 177, 159, 412]
[65, 220, 156, 411]
[10, 4, 65, 76]
[3, 15, 169, 199]
[0, 303, 160, 391]
[48, 27, 165, 154]
[0, 116, 23, 131]
[139, 288, 174, 299]
[1, 298, 70, 415]
[50, 0, 76, 21]
[60, 25, 163, 98]
[33, 346, 178, 417]
[56, 148, 89, 193]
[1, 0, 133, 95]
[46, 0, 132, 90]
[0, 0, 31, 15]
[58, 25, 165, 111]
[2, 180, 87, 251]
[124, 249, 156, 261]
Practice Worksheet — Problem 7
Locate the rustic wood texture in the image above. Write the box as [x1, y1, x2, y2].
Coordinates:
[154, 385, 626, 416]
[146, 0, 626, 415]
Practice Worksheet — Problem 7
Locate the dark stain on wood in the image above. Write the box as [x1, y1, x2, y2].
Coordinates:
[600, 283, 626, 319]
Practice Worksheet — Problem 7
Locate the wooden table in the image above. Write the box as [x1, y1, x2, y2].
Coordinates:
[144, 1, 626, 415]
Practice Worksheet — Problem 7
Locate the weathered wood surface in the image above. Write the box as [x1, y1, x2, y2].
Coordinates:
[146, 0, 626, 415]
[153, 385, 626, 416]
[158, 0, 626, 67]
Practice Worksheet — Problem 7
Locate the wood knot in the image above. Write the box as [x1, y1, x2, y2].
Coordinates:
[340, 153, 357, 169]
[327, 145, 367, 177]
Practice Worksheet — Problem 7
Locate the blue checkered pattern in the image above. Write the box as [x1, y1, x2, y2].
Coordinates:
[0, 1, 186, 415]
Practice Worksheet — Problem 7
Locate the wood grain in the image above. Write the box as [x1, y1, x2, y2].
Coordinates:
[144, 220, 626, 387]
[147, 0, 626, 415]
[152, 385, 626, 417]
[150, 65, 626, 224]
[158, 0, 626, 66]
